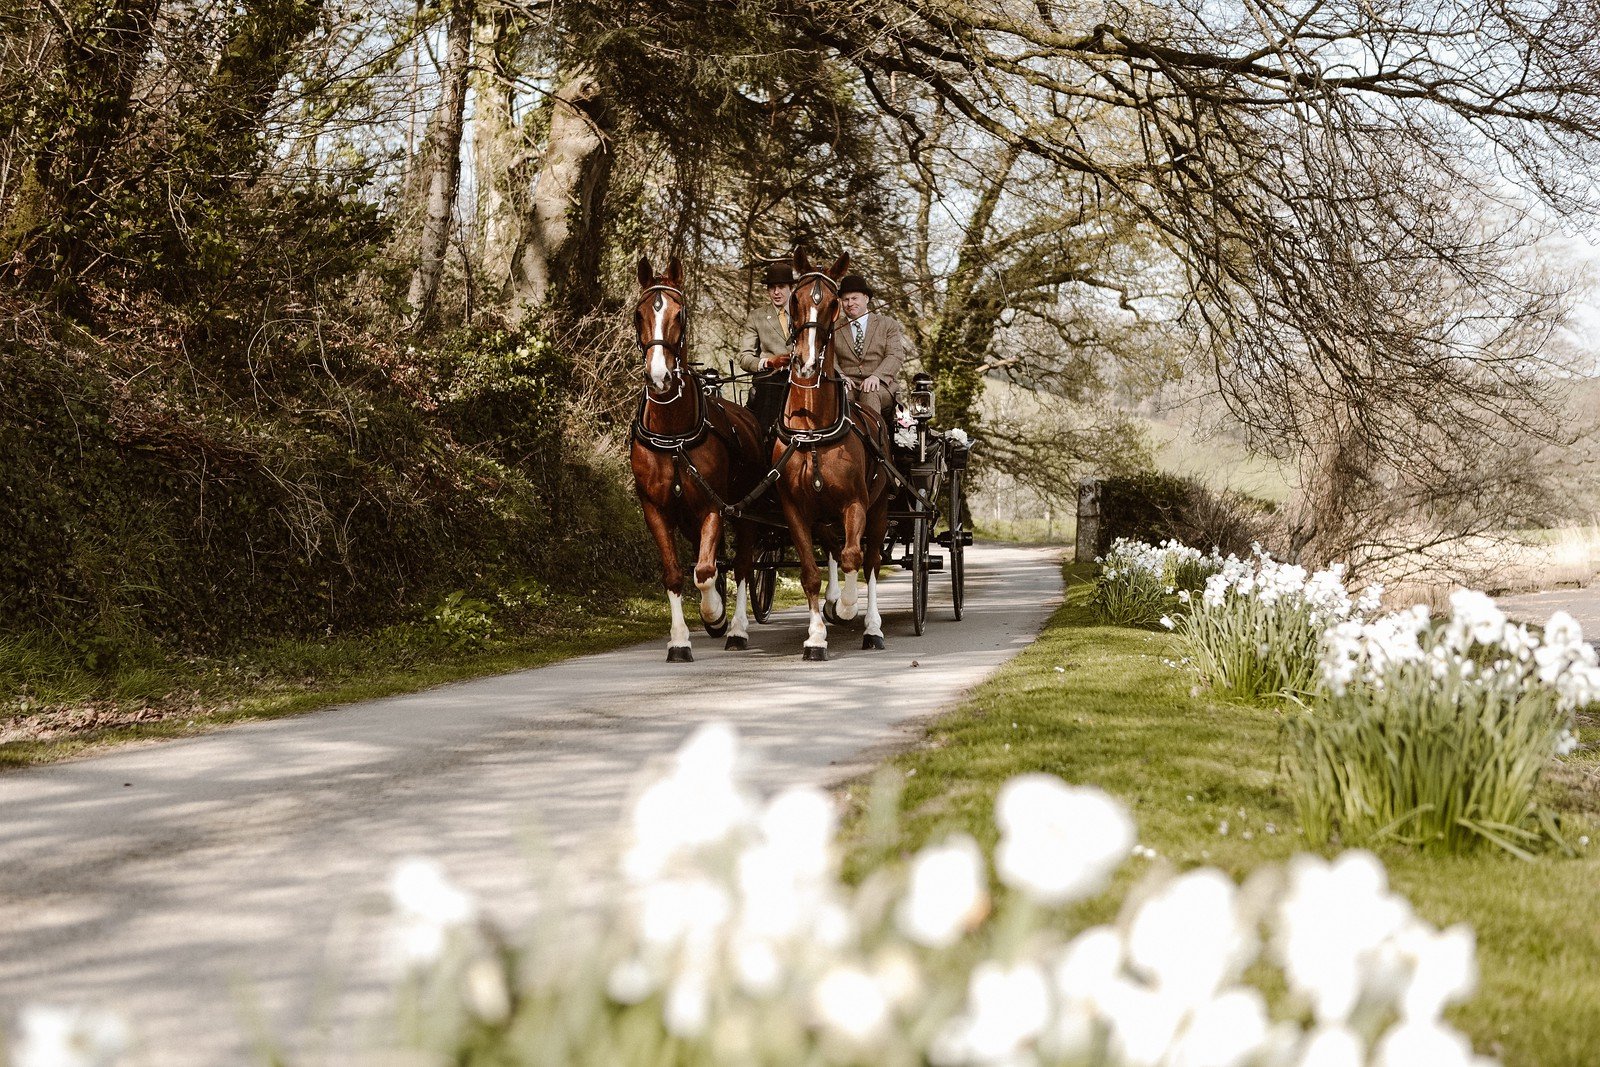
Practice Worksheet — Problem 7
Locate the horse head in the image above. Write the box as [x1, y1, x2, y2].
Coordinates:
[787, 248, 850, 383]
[635, 255, 688, 397]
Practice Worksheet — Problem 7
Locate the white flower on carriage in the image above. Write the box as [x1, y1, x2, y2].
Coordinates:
[897, 833, 988, 948]
[994, 775, 1134, 904]
[946, 427, 971, 446]
[12, 1005, 129, 1067]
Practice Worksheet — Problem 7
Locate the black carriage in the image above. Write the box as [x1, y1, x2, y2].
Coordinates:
[711, 370, 973, 633]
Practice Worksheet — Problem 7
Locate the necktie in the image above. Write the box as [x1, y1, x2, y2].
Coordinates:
[779, 308, 788, 337]
[852, 318, 865, 358]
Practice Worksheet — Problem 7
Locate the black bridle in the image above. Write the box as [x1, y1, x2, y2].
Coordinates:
[637, 283, 689, 404]
[787, 271, 842, 391]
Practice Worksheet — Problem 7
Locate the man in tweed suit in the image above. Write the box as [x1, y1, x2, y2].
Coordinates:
[736, 262, 794, 434]
[835, 273, 911, 418]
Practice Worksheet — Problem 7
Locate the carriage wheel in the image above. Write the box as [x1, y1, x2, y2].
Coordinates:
[911, 511, 930, 636]
[751, 547, 780, 624]
[949, 469, 966, 621]
[702, 564, 732, 637]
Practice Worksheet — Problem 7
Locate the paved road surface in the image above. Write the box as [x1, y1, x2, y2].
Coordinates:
[1499, 586, 1600, 636]
[0, 543, 1062, 1065]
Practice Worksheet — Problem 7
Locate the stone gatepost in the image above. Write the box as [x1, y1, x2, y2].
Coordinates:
[1075, 477, 1102, 564]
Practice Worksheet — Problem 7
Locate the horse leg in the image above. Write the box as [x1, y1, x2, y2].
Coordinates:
[781, 499, 829, 661]
[726, 516, 754, 651]
[641, 501, 693, 662]
[836, 500, 867, 622]
[862, 497, 890, 650]
[824, 555, 841, 618]
[693, 510, 726, 630]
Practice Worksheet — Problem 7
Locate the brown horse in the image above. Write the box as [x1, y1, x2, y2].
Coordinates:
[774, 249, 892, 661]
[629, 256, 764, 661]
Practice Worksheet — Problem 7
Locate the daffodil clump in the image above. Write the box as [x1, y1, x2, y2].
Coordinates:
[1091, 539, 1220, 628]
[1292, 591, 1595, 856]
[1167, 546, 1382, 701]
[241, 724, 1492, 1067]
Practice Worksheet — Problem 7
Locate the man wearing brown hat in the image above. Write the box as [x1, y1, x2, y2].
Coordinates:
[737, 262, 795, 434]
[836, 273, 912, 418]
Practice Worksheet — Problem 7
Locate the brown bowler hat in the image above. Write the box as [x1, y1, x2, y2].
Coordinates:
[762, 262, 795, 287]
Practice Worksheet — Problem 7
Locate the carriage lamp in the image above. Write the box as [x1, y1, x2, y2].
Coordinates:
[908, 374, 936, 421]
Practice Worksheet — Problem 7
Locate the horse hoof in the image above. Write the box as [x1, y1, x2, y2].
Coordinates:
[725, 636, 749, 651]
[822, 601, 842, 625]
[862, 634, 885, 651]
[802, 646, 829, 662]
[667, 646, 694, 663]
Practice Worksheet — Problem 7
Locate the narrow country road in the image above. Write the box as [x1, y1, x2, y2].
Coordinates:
[0, 543, 1062, 1066]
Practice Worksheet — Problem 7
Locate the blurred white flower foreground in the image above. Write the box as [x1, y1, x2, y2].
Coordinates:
[6, 723, 1493, 1066]
[383, 723, 1488, 1066]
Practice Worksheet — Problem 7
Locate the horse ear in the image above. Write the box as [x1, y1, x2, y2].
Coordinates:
[637, 256, 653, 288]
[793, 246, 811, 274]
[666, 255, 684, 288]
[830, 251, 850, 280]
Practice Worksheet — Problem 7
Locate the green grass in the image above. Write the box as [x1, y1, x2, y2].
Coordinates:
[853, 564, 1600, 1067]
[0, 593, 669, 769]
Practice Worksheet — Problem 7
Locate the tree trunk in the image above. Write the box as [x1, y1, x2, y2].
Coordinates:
[506, 69, 613, 325]
[405, 0, 473, 328]
[471, 5, 525, 290]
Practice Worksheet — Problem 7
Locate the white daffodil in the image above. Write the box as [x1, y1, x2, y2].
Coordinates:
[1274, 852, 1410, 1023]
[388, 857, 476, 966]
[811, 965, 891, 1045]
[663, 967, 711, 1038]
[759, 786, 837, 879]
[1395, 922, 1477, 1022]
[993, 775, 1134, 904]
[1293, 1024, 1365, 1067]
[943, 960, 1053, 1064]
[1372, 1019, 1478, 1067]
[1168, 988, 1270, 1067]
[623, 723, 754, 883]
[897, 833, 988, 948]
[1127, 869, 1253, 1006]
[13, 1005, 129, 1067]
[1054, 925, 1124, 1000]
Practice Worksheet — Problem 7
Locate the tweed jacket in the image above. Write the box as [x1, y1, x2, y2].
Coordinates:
[736, 304, 791, 373]
[836, 311, 912, 394]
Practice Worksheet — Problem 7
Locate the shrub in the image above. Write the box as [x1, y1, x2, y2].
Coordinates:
[1095, 473, 1272, 560]
[1291, 592, 1592, 856]
[1171, 547, 1381, 701]
[1090, 539, 1219, 627]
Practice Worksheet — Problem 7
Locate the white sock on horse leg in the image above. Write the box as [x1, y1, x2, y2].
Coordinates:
[865, 573, 883, 637]
[805, 605, 827, 648]
[839, 570, 860, 620]
[668, 591, 691, 647]
[826, 557, 840, 604]
[729, 580, 750, 639]
[695, 571, 723, 623]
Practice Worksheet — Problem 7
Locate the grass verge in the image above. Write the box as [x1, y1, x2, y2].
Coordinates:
[851, 563, 1600, 1067]
[0, 593, 668, 770]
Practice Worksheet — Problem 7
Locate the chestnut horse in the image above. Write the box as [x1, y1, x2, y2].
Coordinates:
[774, 249, 892, 660]
[629, 256, 763, 661]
